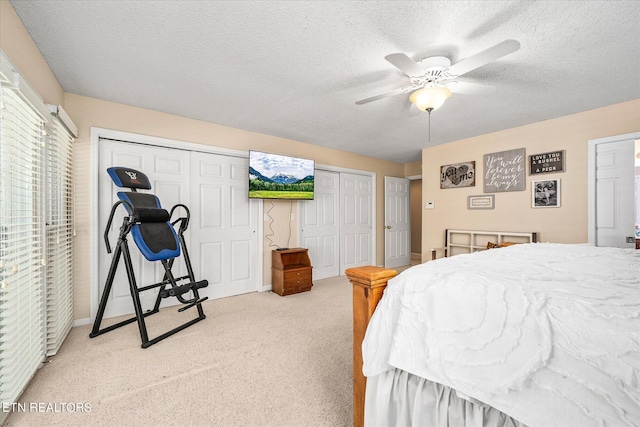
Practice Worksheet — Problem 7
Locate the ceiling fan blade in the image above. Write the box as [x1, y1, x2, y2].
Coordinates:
[447, 81, 497, 95]
[385, 53, 425, 77]
[355, 85, 418, 105]
[446, 39, 520, 78]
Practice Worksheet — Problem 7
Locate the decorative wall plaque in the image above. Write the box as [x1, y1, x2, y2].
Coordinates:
[440, 161, 476, 189]
[483, 148, 526, 193]
[467, 194, 495, 210]
[529, 150, 565, 175]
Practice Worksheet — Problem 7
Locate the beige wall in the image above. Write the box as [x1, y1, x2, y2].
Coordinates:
[404, 160, 422, 177]
[421, 99, 640, 260]
[0, 0, 64, 106]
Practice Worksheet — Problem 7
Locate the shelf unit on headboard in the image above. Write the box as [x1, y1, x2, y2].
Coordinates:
[445, 229, 538, 257]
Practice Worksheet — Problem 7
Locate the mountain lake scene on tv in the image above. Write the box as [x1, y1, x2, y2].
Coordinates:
[249, 152, 314, 199]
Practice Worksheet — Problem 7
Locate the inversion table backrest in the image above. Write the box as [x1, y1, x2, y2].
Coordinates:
[107, 167, 180, 261]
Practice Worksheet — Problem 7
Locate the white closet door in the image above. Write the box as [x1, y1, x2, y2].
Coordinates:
[98, 140, 191, 318]
[99, 140, 261, 318]
[300, 170, 340, 280]
[189, 152, 260, 299]
[341, 173, 374, 271]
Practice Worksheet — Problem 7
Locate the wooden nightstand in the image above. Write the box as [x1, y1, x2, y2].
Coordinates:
[271, 248, 313, 296]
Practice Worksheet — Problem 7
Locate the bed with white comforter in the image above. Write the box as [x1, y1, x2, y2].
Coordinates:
[362, 243, 640, 427]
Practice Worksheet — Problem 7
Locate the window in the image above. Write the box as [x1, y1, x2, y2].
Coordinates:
[44, 113, 74, 356]
[0, 71, 46, 411]
[0, 50, 75, 419]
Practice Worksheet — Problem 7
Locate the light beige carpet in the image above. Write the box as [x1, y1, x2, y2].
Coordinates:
[5, 276, 353, 427]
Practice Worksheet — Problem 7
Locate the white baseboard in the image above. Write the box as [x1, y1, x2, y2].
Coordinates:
[262, 285, 272, 292]
[73, 318, 91, 327]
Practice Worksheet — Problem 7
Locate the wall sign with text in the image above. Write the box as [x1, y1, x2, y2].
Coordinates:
[483, 148, 526, 193]
[529, 150, 565, 175]
[440, 161, 476, 189]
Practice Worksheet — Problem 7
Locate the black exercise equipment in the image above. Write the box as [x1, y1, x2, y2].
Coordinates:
[90, 167, 208, 348]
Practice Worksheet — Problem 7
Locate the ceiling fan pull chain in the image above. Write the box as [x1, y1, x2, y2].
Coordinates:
[428, 109, 431, 144]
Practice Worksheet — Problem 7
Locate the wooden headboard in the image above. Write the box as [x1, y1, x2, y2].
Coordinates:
[432, 229, 538, 259]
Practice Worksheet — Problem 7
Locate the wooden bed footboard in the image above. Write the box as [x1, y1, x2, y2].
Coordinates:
[345, 266, 398, 427]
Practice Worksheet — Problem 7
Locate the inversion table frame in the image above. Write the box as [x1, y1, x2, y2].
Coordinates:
[90, 167, 208, 348]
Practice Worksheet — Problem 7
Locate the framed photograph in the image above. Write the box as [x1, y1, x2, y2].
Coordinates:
[529, 150, 565, 175]
[467, 194, 495, 210]
[440, 161, 476, 189]
[532, 179, 561, 208]
[483, 148, 526, 192]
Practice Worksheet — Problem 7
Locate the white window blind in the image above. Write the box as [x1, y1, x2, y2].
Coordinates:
[0, 81, 46, 408]
[44, 116, 74, 356]
[0, 50, 75, 421]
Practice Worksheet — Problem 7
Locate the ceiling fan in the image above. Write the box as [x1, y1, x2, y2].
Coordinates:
[356, 40, 521, 112]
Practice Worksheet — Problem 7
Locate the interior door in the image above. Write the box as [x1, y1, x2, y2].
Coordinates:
[384, 176, 411, 268]
[595, 139, 635, 247]
[300, 170, 340, 280]
[98, 139, 190, 318]
[189, 152, 260, 299]
[340, 173, 373, 271]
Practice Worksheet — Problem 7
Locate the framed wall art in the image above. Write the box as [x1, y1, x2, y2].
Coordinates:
[440, 161, 475, 189]
[532, 179, 561, 208]
[529, 150, 565, 175]
[467, 194, 495, 210]
[483, 148, 526, 193]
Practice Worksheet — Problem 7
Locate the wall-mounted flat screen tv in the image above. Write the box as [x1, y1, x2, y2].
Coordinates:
[249, 150, 315, 200]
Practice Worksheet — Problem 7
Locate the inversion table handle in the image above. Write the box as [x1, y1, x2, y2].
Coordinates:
[104, 200, 135, 254]
[170, 203, 191, 234]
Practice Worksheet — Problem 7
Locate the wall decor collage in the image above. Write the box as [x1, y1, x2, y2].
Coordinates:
[439, 148, 565, 209]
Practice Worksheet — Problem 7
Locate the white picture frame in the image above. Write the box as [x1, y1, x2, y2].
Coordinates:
[467, 194, 495, 210]
[532, 179, 561, 208]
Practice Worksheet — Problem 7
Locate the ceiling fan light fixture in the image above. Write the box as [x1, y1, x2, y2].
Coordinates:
[409, 86, 452, 112]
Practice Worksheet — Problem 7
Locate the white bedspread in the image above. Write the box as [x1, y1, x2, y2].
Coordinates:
[362, 243, 640, 427]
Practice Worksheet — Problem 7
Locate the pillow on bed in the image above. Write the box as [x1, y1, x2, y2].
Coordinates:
[486, 241, 518, 249]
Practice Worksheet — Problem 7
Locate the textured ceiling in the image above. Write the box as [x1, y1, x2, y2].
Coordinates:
[9, 0, 640, 163]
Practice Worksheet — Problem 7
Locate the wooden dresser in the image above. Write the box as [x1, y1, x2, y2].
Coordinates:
[271, 248, 313, 296]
